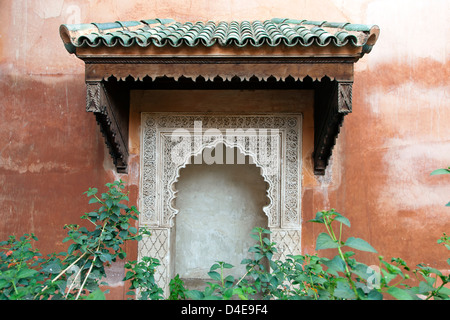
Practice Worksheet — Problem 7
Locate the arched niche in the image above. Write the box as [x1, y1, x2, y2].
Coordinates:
[138, 113, 303, 295]
[173, 144, 270, 288]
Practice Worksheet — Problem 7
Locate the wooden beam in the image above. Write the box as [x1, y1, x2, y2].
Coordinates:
[84, 58, 355, 82]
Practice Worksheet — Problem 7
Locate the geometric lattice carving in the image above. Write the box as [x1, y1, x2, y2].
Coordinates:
[137, 229, 170, 295]
[271, 229, 302, 261]
[338, 82, 353, 113]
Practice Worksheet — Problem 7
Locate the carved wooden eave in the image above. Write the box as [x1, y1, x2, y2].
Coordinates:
[59, 18, 379, 174]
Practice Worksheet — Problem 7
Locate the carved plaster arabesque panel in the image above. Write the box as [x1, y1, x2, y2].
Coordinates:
[139, 114, 303, 294]
[140, 114, 302, 229]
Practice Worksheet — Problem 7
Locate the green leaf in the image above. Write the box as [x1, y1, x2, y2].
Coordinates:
[88, 197, 100, 204]
[128, 227, 137, 234]
[367, 289, 383, 300]
[418, 281, 435, 294]
[100, 211, 109, 220]
[345, 237, 377, 253]
[85, 288, 106, 300]
[322, 255, 346, 275]
[86, 188, 98, 197]
[250, 234, 260, 241]
[0, 279, 9, 289]
[387, 287, 416, 300]
[124, 271, 135, 281]
[334, 281, 356, 299]
[186, 290, 204, 300]
[67, 243, 77, 255]
[430, 168, 450, 175]
[309, 211, 324, 224]
[387, 287, 417, 300]
[208, 271, 221, 281]
[41, 262, 62, 274]
[210, 263, 221, 271]
[119, 230, 129, 239]
[334, 214, 351, 227]
[254, 252, 264, 261]
[17, 268, 38, 279]
[99, 253, 112, 263]
[315, 233, 339, 250]
[438, 286, 450, 296]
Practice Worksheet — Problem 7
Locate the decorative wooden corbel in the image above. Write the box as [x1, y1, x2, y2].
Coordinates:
[85, 81, 129, 173]
[313, 80, 352, 175]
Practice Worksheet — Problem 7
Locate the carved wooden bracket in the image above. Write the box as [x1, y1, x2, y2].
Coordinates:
[86, 81, 129, 173]
[81, 50, 359, 175]
[76, 38, 365, 176]
[313, 81, 352, 174]
[85, 74, 353, 175]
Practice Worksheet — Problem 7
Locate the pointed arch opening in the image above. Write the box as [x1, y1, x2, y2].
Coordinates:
[173, 144, 270, 287]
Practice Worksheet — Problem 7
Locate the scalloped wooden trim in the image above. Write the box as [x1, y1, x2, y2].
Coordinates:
[85, 61, 354, 82]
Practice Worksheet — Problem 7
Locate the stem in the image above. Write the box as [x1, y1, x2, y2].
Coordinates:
[308, 273, 318, 300]
[75, 220, 108, 300]
[64, 258, 89, 298]
[11, 281, 18, 295]
[235, 265, 255, 287]
[425, 276, 447, 300]
[220, 265, 224, 287]
[75, 256, 97, 300]
[324, 214, 359, 298]
[37, 251, 87, 297]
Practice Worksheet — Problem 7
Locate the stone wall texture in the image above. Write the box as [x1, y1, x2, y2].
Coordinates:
[0, 0, 448, 299]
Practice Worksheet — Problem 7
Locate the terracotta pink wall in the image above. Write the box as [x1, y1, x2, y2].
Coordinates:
[1, 0, 448, 299]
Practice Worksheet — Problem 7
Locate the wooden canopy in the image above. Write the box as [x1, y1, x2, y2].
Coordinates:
[60, 18, 379, 174]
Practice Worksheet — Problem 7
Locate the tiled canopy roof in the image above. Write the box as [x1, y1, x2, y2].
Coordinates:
[60, 18, 379, 54]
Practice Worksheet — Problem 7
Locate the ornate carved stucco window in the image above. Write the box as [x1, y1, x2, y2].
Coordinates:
[59, 18, 379, 294]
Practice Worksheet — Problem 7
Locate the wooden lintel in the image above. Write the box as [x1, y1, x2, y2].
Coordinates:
[84, 60, 354, 83]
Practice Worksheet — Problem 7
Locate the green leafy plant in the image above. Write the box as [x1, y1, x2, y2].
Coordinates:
[409, 233, 450, 300]
[2, 179, 448, 301]
[186, 261, 238, 300]
[0, 234, 45, 300]
[168, 274, 188, 300]
[183, 227, 276, 300]
[308, 209, 384, 299]
[124, 256, 164, 300]
[0, 180, 147, 300]
[167, 210, 448, 301]
[238, 227, 279, 299]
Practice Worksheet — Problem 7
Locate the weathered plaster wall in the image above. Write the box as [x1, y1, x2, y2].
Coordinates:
[0, 0, 448, 299]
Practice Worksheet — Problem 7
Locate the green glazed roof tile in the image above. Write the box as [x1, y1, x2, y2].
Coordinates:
[60, 18, 379, 53]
